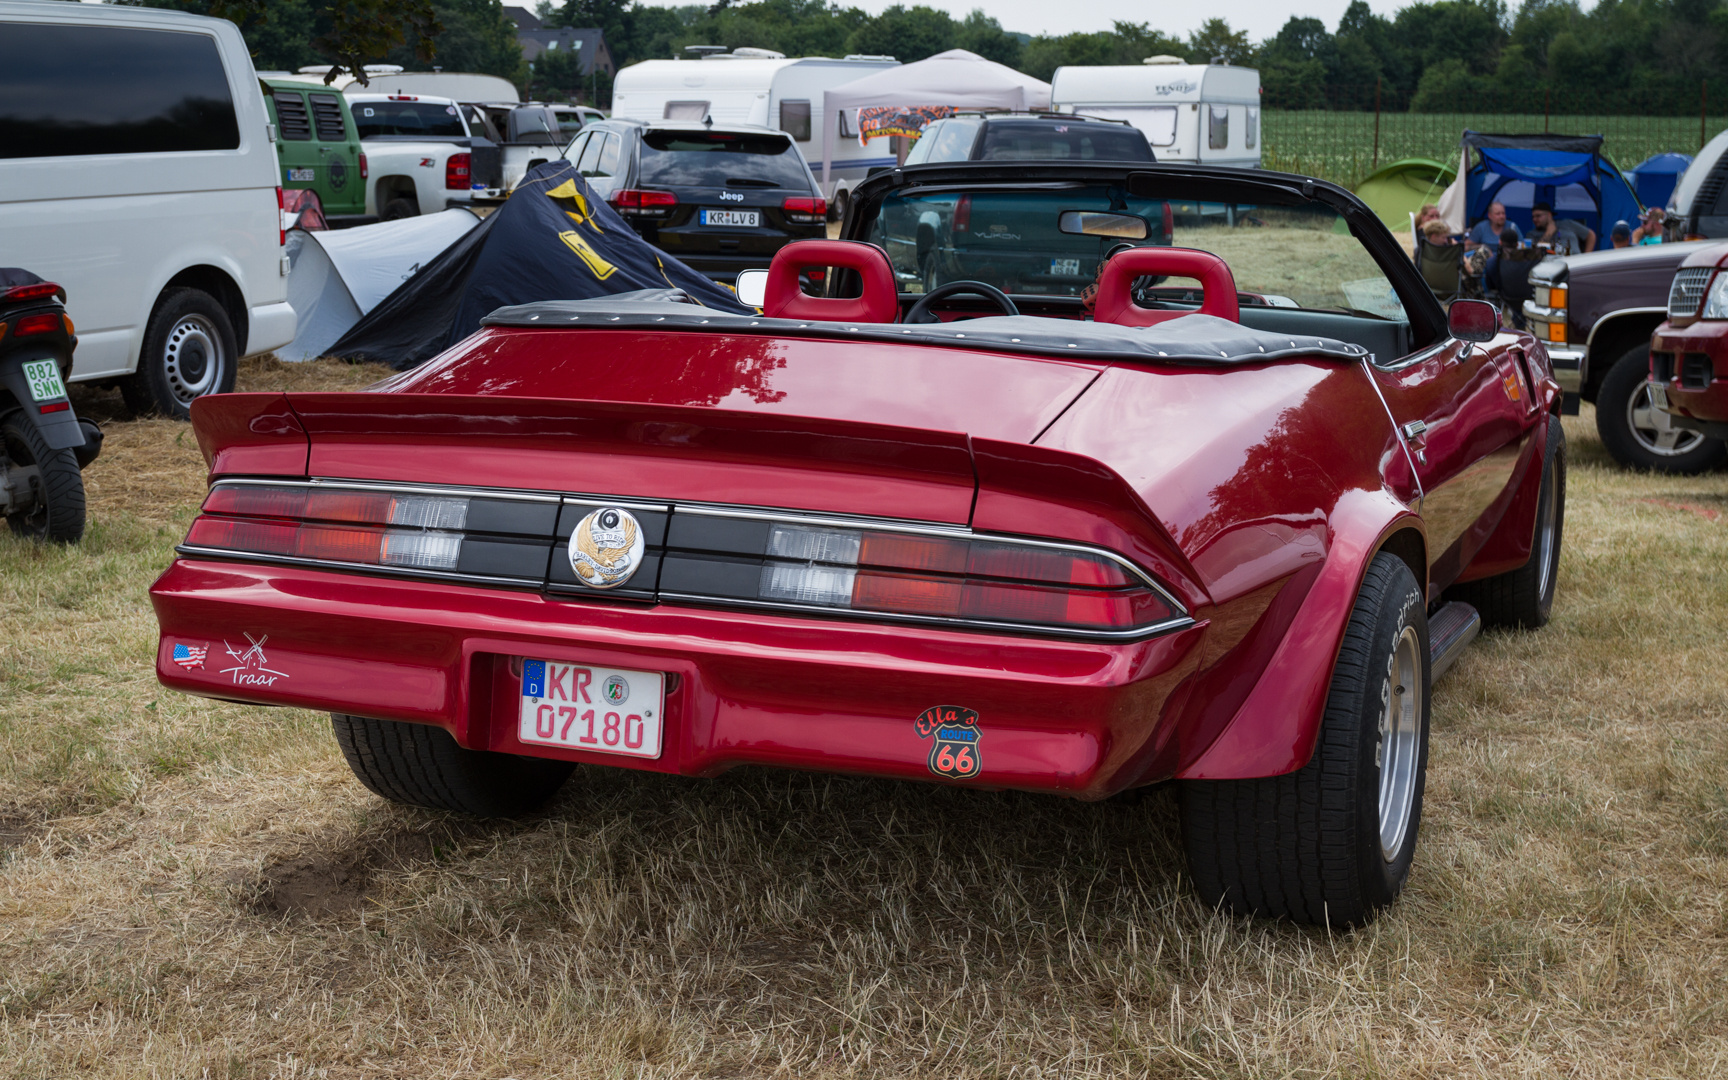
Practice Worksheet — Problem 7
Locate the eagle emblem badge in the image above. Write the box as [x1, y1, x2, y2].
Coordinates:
[914, 705, 982, 780]
[568, 507, 644, 589]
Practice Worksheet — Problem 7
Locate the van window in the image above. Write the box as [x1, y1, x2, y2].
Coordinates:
[353, 101, 466, 138]
[1208, 106, 1229, 150]
[780, 100, 812, 142]
[310, 93, 347, 141]
[1246, 107, 1259, 150]
[0, 23, 239, 158]
[663, 100, 710, 121]
[273, 91, 312, 141]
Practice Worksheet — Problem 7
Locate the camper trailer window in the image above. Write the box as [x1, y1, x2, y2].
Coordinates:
[838, 110, 858, 139]
[1246, 108, 1259, 150]
[1144, 107, 1178, 147]
[664, 100, 710, 121]
[780, 100, 812, 142]
[639, 131, 810, 189]
[1208, 106, 1229, 151]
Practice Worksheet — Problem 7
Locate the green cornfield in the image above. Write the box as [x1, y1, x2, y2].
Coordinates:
[1263, 110, 1725, 190]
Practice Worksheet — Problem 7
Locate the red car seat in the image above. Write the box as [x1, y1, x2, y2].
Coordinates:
[762, 240, 899, 323]
[1092, 247, 1240, 327]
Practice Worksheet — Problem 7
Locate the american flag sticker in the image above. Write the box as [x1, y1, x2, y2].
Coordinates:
[172, 643, 207, 670]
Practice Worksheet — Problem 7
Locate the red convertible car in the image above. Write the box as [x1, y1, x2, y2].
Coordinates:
[1650, 241, 1728, 441]
[151, 163, 1565, 926]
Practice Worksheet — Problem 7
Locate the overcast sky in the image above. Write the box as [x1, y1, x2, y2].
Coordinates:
[640, 0, 1411, 41]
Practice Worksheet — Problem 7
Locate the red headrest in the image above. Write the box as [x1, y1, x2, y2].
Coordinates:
[763, 240, 899, 323]
[1092, 247, 1240, 328]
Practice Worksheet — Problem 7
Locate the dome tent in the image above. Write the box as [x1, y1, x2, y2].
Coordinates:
[1353, 157, 1457, 233]
[1628, 152, 1692, 210]
[1436, 131, 1642, 240]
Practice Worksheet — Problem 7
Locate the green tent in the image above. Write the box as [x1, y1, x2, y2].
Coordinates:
[1353, 158, 1458, 235]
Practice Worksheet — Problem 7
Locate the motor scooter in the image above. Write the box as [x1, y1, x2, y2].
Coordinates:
[0, 268, 103, 543]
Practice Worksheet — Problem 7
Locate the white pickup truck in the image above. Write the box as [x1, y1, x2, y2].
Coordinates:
[347, 93, 481, 219]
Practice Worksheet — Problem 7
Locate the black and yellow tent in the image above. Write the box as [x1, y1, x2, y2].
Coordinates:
[329, 161, 751, 369]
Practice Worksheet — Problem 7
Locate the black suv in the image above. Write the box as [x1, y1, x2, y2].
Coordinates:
[903, 113, 1156, 165]
[562, 119, 827, 281]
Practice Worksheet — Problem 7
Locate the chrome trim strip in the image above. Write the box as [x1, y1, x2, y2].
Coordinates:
[218, 477, 563, 504]
[1522, 302, 1566, 324]
[655, 591, 1197, 642]
[174, 545, 541, 589]
[674, 502, 1186, 615]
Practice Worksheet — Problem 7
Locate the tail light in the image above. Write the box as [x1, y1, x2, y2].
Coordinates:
[611, 189, 677, 218]
[359, 152, 368, 180]
[1162, 201, 1174, 239]
[953, 194, 971, 233]
[187, 484, 469, 571]
[276, 186, 286, 245]
[0, 281, 66, 305]
[446, 153, 471, 191]
[13, 313, 65, 337]
[783, 196, 826, 224]
[388, 94, 419, 101]
[753, 523, 1177, 633]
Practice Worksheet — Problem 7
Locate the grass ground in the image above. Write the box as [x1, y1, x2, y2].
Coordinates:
[2, 357, 1726, 1078]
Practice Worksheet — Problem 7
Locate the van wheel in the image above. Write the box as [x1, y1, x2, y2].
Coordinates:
[331, 713, 575, 818]
[121, 288, 236, 420]
[382, 197, 418, 220]
[1, 411, 86, 543]
[1179, 552, 1430, 927]
[1596, 344, 1726, 473]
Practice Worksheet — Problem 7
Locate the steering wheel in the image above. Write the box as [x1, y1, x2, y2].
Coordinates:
[904, 281, 1020, 324]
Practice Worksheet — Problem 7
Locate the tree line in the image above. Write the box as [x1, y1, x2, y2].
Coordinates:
[123, 0, 1728, 115]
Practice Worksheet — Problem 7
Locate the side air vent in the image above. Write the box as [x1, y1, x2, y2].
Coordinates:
[309, 93, 347, 142]
[273, 91, 311, 141]
[1651, 350, 1675, 384]
[1681, 352, 1714, 390]
[1669, 267, 1713, 317]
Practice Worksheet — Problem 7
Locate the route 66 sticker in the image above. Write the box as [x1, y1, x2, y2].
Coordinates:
[914, 705, 981, 780]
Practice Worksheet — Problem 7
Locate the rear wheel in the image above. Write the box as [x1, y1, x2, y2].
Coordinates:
[382, 196, 418, 221]
[121, 288, 237, 419]
[1, 412, 85, 543]
[1180, 552, 1430, 927]
[1448, 418, 1565, 628]
[828, 189, 849, 223]
[331, 713, 575, 818]
[1596, 344, 1726, 473]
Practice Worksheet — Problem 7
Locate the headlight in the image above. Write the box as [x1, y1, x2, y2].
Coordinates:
[1701, 272, 1728, 318]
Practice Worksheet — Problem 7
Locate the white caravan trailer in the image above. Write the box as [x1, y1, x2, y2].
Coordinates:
[1050, 60, 1261, 168]
[611, 51, 900, 211]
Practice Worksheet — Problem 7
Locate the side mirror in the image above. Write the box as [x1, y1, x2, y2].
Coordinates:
[734, 268, 768, 309]
[1447, 298, 1498, 343]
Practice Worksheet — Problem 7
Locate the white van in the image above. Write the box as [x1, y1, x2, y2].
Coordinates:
[1050, 59, 1262, 169]
[0, 2, 294, 418]
[611, 51, 899, 216]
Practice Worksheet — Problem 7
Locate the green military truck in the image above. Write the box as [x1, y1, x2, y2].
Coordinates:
[262, 77, 372, 225]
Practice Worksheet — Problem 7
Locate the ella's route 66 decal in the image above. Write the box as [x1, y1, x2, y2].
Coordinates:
[914, 705, 982, 780]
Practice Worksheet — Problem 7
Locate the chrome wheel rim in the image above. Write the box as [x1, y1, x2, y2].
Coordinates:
[163, 313, 224, 406]
[1377, 625, 1423, 862]
[1627, 383, 1705, 456]
[1534, 453, 1559, 600]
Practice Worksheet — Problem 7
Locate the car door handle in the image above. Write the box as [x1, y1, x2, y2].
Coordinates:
[1401, 420, 1428, 443]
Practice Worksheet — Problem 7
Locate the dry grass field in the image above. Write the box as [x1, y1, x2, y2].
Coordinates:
[3, 357, 1727, 1078]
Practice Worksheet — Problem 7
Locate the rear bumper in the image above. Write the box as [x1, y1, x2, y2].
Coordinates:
[151, 558, 1206, 798]
[245, 301, 297, 357]
[1651, 320, 1728, 425]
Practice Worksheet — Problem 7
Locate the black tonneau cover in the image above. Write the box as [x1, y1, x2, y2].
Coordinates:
[479, 299, 1369, 366]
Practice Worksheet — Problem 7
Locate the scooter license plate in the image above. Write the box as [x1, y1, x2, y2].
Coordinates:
[21, 359, 66, 403]
[518, 659, 664, 758]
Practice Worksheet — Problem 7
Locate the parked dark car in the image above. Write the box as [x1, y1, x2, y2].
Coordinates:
[903, 113, 1156, 165]
[561, 119, 827, 281]
[1523, 241, 1726, 471]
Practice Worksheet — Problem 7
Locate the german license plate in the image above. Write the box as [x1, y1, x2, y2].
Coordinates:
[21, 358, 66, 402]
[701, 209, 759, 227]
[286, 167, 315, 182]
[1050, 258, 1082, 276]
[518, 659, 664, 758]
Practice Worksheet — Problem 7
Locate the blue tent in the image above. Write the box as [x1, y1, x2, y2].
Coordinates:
[1461, 131, 1642, 240]
[1628, 152, 1692, 210]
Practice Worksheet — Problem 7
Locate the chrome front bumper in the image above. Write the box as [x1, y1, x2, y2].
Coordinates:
[1523, 300, 1583, 393]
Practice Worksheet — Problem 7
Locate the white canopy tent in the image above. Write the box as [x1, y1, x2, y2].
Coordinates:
[280, 209, 479, 362]
[820, 49, 1052, 185]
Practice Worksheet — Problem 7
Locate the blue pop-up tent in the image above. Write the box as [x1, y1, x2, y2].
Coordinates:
[1628, 152, 1692, 210]
[1438, 131, 1643, 240]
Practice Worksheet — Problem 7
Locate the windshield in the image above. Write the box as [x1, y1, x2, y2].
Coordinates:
[638, 130, 811, 189]
[352, 100, 467, 138]
[867, 182, 1407, 322]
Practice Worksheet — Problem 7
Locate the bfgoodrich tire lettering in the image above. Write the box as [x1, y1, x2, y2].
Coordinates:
[1448, 417, 1566, 629]
[1179, 552, 1431, 927]
[331, 713, 576, 817]
[121, 287, 237, 420]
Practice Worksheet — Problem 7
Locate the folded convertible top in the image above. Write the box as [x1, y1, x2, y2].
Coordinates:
[478, 299, 1371, 366]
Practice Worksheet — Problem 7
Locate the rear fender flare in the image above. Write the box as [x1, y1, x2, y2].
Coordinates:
[1174, 490, 1426, 780]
